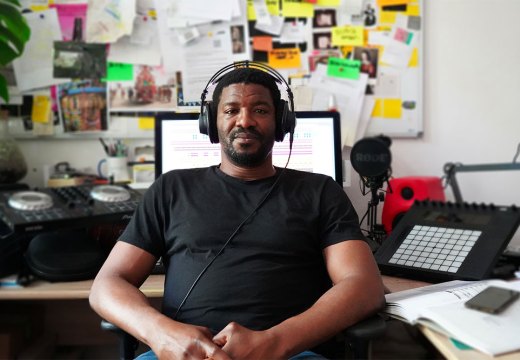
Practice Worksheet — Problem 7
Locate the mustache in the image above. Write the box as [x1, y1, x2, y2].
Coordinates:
[230, 128, 262, 141]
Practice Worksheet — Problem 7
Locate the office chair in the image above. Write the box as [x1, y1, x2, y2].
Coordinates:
[101, 314, 386, 360]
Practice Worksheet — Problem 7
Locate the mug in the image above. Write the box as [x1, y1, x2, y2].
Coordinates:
[98, 156, 130, 183]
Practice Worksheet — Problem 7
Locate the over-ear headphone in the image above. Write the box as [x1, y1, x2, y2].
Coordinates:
[198, 60, 296, 144]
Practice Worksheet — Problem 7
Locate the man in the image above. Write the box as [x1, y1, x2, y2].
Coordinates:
[89, 66, 385, 360]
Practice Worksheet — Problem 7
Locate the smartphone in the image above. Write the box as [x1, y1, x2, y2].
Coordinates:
[464, 286, 520, 314]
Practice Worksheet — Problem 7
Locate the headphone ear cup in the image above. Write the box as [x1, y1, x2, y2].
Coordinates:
[275, 100, 295, 142]
[199, 102, 219, 143]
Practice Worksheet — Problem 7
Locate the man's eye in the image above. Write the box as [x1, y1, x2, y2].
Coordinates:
[224, 108, 239, 114]
[255, 109, 268, 114]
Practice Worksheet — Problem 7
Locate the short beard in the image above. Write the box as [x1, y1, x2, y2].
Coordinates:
[219, 128, 275, 167]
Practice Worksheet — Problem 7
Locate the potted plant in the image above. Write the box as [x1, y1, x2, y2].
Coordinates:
[0, 0, 31, 103]
[0, 0, 30, 184]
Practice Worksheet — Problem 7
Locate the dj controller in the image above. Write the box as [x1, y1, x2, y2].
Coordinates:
[0, 184, 142, 234]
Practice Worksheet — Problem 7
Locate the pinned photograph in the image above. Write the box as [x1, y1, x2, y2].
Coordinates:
[313, 32, 333, 50]
[58, 79, 108, 132]
[308, 49, 342, 72]
[53, 41, 107, 79]
[353, 47, 379, 79]
[230, 25, 246, 54]
[109, 65, 176, 112]
[313, 9, 337, 28]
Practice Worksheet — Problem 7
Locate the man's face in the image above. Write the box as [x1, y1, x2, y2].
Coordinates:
[217, 83, 276, 167]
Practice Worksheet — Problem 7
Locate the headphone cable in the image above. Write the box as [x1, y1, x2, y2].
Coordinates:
[173, 142, 293, 320]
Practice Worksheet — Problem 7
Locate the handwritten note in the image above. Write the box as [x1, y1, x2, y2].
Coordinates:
[327, 57, 361, 80]
[331, 26, 364, 46]
[268, 48, 301, 69]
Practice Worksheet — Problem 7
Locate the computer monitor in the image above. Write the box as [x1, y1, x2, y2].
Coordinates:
[154, 111, 343, 184]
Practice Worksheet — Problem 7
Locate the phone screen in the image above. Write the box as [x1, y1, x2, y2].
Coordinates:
[464, 286, 520, 314]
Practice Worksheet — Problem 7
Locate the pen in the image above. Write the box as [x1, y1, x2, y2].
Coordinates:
[99, 138, 109, 155]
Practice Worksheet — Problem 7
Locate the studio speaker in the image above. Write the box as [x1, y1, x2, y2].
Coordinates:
[382, 176, 445, 234]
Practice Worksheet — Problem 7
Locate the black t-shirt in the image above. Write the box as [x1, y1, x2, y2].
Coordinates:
[120, 166, 365, 333]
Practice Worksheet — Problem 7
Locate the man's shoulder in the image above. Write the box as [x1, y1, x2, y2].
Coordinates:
[282, 168, 333, 183]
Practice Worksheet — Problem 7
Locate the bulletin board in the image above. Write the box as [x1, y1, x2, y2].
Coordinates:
[361, 0, 424, 139]
[2, 0, 424, 143]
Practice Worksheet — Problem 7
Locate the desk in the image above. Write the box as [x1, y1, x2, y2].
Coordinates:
[0, 274, 165, 300]
[1, 275, 517, 359]
[0, 274, 425, 300]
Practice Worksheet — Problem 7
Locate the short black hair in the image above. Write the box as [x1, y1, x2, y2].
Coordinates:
[211, 67, 281, 110]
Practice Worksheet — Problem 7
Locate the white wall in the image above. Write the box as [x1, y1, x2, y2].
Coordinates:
[345, 0, 520, 246]
[16, 0, 520, 245]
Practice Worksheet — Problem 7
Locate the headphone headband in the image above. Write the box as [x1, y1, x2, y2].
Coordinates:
[199, 60, 296, 144]
[200, 60, 294, 113]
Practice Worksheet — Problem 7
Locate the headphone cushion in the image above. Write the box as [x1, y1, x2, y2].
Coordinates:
[201, 102, 219, 144]
[276, 100, 295, 142]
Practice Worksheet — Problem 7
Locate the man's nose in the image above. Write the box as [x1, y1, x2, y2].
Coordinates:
[235, 109, 257, 128]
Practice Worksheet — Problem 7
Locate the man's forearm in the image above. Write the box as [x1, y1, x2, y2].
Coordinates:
[89, 275, 169, 346]
[266, 274, 385, 358]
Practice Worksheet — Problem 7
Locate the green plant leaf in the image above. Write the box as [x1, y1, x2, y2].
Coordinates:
[0, 75, 9, 103]
[0, 2, 31, 46]
[1, 0, 22, 6]
[0, 26, 25, 65]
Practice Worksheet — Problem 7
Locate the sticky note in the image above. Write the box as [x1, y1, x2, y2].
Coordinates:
[331, 26, 364, 46]
[266, 0, 280, 15]
[138, 117, 155, 130]
[105, 62, 134, 81]
[408, 47, 419, 67]
[281, 0, 314, 18]
[327, 57, 361, 80]
[32, 95, 51, 123]
[377, 0, 411, 6]
[253, 36, 273, 51]
[248, 0, 280, 20]
[379, 11, 397, 24]
[317, 0, 341, 5]
[268, 48, 301, 69]
[372, 99, 383, 117]
[407, 4, 420, 16]
[383, 99, 402, 118]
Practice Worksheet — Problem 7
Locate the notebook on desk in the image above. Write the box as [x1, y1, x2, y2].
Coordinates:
[384, 279, 520, 356]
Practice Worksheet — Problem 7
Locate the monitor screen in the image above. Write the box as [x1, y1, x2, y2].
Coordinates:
[154, 111, 343, 184]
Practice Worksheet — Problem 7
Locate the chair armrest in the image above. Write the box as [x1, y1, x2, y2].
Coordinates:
[343, 314, 386, 341]
[101, 319, 139, 360]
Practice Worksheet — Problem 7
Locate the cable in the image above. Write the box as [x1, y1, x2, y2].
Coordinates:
[513, 142, 520, 163]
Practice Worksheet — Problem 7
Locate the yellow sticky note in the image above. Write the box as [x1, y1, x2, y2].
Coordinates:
[317, 0, 341, 6]
[248, 0, 280, 20]
[267, 0, 280, 15]
[148, 9, 157, 18]
[331, 26, 364, 46]
[29, 4, 49, 11]
[32, 95, 51, 123]
[406, 4, 420, 16]
[379, 11, 397, 24]
[383, 99, 402, 118]
[282, 0, 314, 18]
[138, 117, 155, 130]
[268, 48, 302, 69]
[372, 99, 383, 117]
[408, 47, 419, 67]
[247, 0, 257, 20]
[377, 0, 411, 6]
